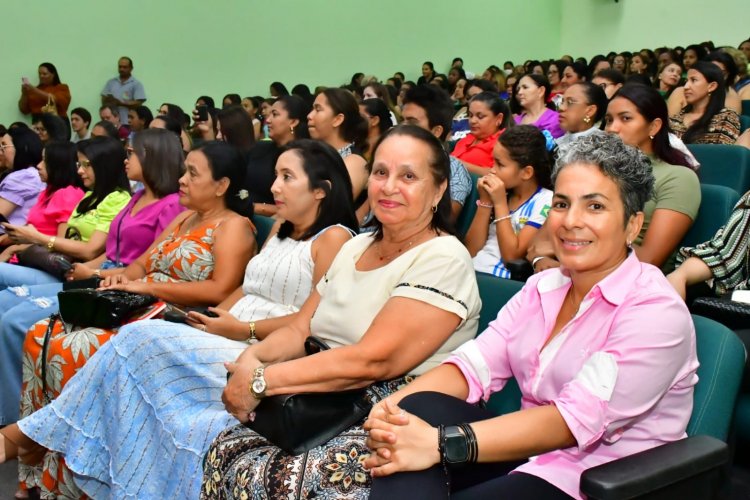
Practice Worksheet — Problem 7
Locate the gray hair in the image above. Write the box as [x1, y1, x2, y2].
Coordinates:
[552, 133, 655, 224]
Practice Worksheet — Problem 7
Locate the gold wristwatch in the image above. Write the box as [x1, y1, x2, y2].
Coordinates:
[249, 365, 267, 399]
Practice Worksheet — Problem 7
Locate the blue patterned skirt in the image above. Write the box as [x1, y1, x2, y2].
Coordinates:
[201, 376, 415, 499]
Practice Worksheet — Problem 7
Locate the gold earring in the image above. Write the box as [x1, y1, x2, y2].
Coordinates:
[649, 135, 654, 140]
[290, 126, 295, 135]
[583, 116, 591, 124]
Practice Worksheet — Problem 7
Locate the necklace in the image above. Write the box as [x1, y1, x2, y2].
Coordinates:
[337, 142, 354, 158]
[376, 227, 430, 261]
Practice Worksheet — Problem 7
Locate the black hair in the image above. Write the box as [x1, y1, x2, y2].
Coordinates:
[75, 137, 130, 214]
[120, 56, 134, 68]
[705, 50, 738, 89]
[681, 61, 727, 144]
[519, 74, 556, 111]
[6, 127, 42, 175]
[196, 95, 215, 109]
[152, 115, 182, 138]
[570, 82, 608, 123]
[192, 141, 253, 218]
[276, 139, 358, 240]
[565, 61, 590, 81]
[70, 107, 92, 127]
[588, 55, 609, 76]
[222, 94, 242, 107]
[394, 72, 405, 81]
[131, 129, 183, 198]
[498, 125, 553, 190]
[131, 105, 153, 128]
[365, 125, 454, 238]
[92, 120, 119, 139]
[350, 73, 364, 86]
[469, 91, 512, 129]
[594, 68, 626, 86]
[33, 113, 68, 142]
[291, 84, 314, 106]
[361, 98, 392, 135]
[423, 61, 435, 73]
[402, 85, 454, 140]
[464, 78, 499, 95]
[626, 74, 652, 87]
[610, 84, 693, 168]
[684, 44, 709, 65]
[270, 82, 290, 97]
[159, 103, 187, 129]
[452, 57, 463, 65]
[275, 95, 312, 139]
[39, 62, 61, 85]
[42, 141, 82, 192]
[217, 105, 255, 153]
[321, 88, 368, 150]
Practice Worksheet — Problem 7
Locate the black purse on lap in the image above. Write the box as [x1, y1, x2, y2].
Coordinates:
[58, 288, 157, 329]
[690, 296, 750, 331]
[244, 336, 372, 455]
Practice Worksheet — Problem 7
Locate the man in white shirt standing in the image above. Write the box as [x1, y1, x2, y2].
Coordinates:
[101, 57, 146, 124]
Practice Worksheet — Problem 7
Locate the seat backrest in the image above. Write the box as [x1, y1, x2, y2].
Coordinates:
[741, 115, 750, 134]
[687, 315, 746, 441]
[455, 173, 480, 238]
[742, 99, 750, 117]
[680, 184, 740, 248]
[252, 215, 276, 248]
[475, 271, 525, 415]
[687, 144, 750, 195]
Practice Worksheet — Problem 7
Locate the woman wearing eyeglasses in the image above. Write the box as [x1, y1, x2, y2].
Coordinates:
[0, 128, 45, 240]
[555, 83, 608, 153]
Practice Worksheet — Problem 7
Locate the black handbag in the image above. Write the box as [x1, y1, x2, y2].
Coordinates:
[691, 296, 750, 331]
[244, 337, 372, 455]
[57, 288, 157, 329]
[16, 245, 73, 280]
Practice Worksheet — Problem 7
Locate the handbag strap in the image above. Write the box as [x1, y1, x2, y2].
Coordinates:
[40, 313, 60, 405]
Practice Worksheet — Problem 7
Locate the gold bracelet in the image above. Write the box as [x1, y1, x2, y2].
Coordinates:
[246, 321, 257, 343]
[93, 269, 102, 278]
[47, 236, 56, 251]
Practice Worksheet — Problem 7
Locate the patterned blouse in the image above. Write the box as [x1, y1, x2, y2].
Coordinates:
[143, 213, 221, 284]
[668, 107, 740, 145]
[678, 190, 750, 295]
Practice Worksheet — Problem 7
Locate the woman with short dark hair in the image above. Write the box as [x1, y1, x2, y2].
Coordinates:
[0, 127, 45, 231]
[365, 133, 697, 500]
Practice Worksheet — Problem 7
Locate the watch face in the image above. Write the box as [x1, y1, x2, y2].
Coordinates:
[252, 378, 266, 394]
[444, 429, 469, 463]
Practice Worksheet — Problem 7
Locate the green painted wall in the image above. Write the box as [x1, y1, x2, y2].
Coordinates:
[1, 1, 561, 125]
[560, 0, 748, 58]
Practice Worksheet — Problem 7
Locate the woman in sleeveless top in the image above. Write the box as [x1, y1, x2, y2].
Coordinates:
[0, 140, 358, 500]
[1, 142, 255, 499]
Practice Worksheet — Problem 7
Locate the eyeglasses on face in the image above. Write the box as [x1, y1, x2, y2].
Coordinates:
[76, 160, 92, 169]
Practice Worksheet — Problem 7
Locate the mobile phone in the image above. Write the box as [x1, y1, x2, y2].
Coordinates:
[0, 214, 8, 224]
[21, 77, 30, 85]
[196, 105, 208, 122]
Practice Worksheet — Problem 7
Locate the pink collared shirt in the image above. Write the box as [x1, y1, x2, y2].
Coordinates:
[445, 252, 698, 499]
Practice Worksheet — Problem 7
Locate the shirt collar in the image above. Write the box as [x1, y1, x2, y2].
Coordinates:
[536, 250, 641, 306]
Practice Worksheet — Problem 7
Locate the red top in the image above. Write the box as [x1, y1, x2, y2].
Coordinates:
[450, 129, 503, 168]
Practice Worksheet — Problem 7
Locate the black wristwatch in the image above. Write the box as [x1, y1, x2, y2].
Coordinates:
[442, 425, 469, 464]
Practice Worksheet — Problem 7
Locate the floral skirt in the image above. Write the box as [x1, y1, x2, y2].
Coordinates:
[201, 376, 415, 500]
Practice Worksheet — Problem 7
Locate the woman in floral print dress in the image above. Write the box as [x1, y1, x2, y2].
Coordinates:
[11, 141, 255, 498]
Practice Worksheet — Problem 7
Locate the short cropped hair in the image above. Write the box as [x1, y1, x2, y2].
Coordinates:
[553, 133, 654, 225]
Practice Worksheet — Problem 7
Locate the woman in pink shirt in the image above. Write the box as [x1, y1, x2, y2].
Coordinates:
[364, 133, 698, 499]
[0, 141, 83, 259]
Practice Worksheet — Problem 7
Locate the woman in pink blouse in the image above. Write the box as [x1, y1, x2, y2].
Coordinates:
[0, 141, 83, 257]
[364, 133, 698, 499]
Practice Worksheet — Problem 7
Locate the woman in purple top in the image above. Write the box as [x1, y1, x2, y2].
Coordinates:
[0, 127, 44, 238]
[514, 74, 564, 138]
[68, 128, 184, 278]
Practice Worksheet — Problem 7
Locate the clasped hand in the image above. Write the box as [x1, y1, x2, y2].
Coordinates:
[363, 399, 439, 477]
[222, 354, 262, 423]
[477, 173, 507, 206]
[98, 274, 149, 294]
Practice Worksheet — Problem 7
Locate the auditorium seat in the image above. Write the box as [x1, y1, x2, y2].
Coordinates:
[687, 144, 750, 195]
[681, 184, 741, 248]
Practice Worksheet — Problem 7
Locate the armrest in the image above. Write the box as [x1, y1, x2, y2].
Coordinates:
[580, 435, 728, 500]
[505, 259, 534, 282]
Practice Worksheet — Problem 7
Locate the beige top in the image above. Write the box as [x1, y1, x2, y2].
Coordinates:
[312, 232, 481, 375]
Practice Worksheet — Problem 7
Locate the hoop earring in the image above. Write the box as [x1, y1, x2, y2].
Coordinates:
[432, 205, 438, 213]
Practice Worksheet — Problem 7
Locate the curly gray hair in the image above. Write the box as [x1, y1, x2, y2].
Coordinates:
[552, 134, 655, 224]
